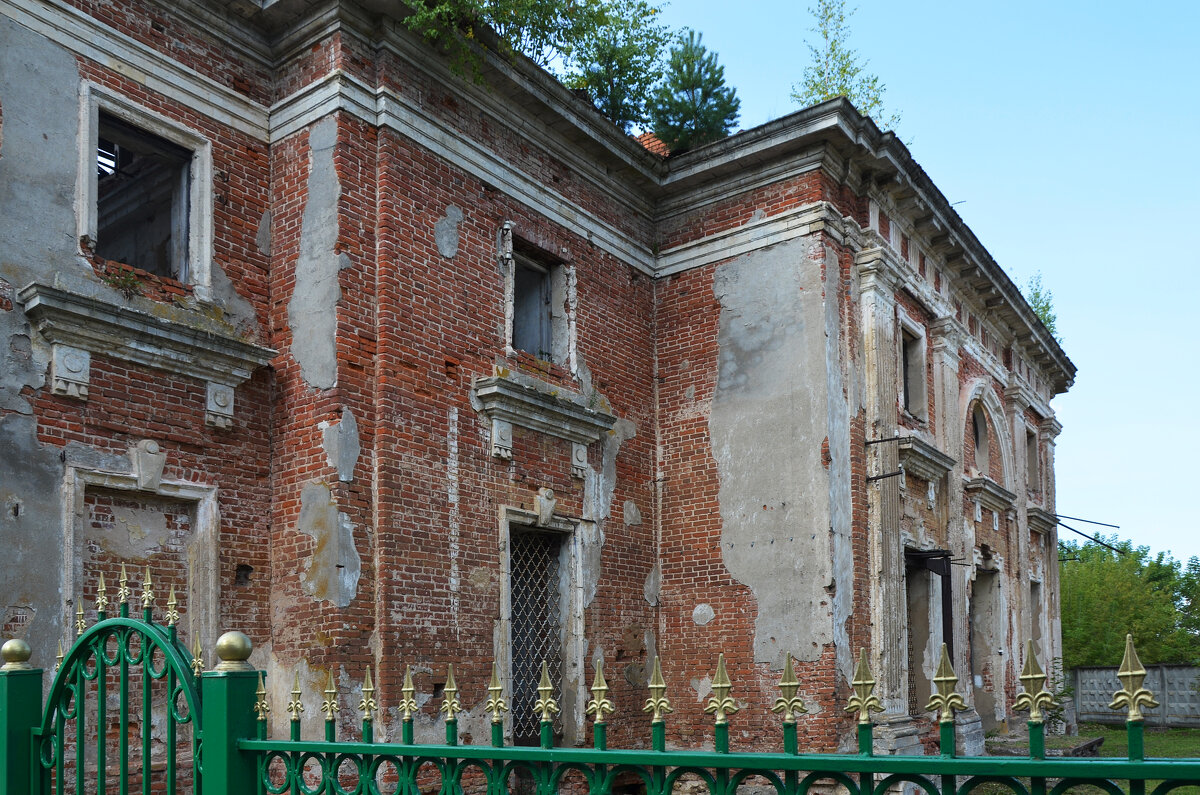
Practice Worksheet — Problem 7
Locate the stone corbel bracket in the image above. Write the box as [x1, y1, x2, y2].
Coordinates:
[472, 376, 615, 477]
[1027, 507, 1056, 536]
[19, 282, 275, 428]
[897, 435, 955, 483]
[964, 476, 1017, 516]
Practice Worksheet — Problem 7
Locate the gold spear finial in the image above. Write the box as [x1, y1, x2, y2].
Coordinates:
[359, 667, 377, 720]
[704, 653, 739, 725]
[533, 661, 560, 723]
[844, 648, 883, 724]
[773, 654, 808, 724]
[1013, 640, 1058, 723]
[287, 672, 305, 720]
[141, 565, 154, 610]
[96, 572, 109, 614]
[117, 563, 131, 605]
[321, 670, 339, 721]
[55, 640, 64, 672]
[190, 636, 205, 677]
[439, 664, 462, 720]
[925, 643, 967, 722]
[75, 601, 86, 637]
[485, 662, 509, 724]
[642, 656, 672, 723]
[399, 665, 418, 722]
[254, 672, 270, 722]
[1110, 634, 1159, 722]
[585, 657, 615, 724]
[165, 585, 179, 626]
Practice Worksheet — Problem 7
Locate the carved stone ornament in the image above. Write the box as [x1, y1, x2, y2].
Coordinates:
[51, 345, 91, 400]
[571, 442, 588, 479]
[132, 439, 167, 491]
[535, 487, 557, 527]
[206, 382, 235, 430]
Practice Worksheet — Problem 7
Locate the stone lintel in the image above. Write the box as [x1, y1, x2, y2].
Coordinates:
[1028, 507, 1057, 536]
[898, 435, 955, 483]
[19, 282, 275, 389]
[964, 476, 1017, 515]
[473, 376, 616, 459]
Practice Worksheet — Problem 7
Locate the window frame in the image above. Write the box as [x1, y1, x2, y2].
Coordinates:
[78, 83, 213, 298]
[896, 310, 928, 421]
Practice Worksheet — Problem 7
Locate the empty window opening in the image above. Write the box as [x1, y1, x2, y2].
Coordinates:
[509, 528, 565, 745]
[971, 403, 990, 474]
[512, 258, 553, 360]
[905, 550, 953, 716]
[1030, 579, 1044, 656]
[969, 569, 1002, 733]
[1026, 429, 1040, 490]
[901, 329, 926, 417]
[95, 111, 191, 280]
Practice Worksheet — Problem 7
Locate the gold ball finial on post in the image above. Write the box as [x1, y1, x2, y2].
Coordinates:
[0, 639, 33, 671]
[214, 631, 254, 672]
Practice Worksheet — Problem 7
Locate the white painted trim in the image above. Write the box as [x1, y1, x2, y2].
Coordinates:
[1, 0, 268, 138]
[655, 202, 845, 277]
[61, 465, 220, 650]
[78, 82, 215, 298]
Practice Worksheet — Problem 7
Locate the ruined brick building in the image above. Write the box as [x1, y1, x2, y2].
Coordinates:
[0, 0, 1073, 755]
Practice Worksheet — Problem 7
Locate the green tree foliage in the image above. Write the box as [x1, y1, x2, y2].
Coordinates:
[1024, 272, 1061, 342]
[791, 0, 899, 130]
[400, 0, 671, 131]
[648, 30, 740, 153]
[562, 1, 672, 132]
[1060, 537, 1200, 669]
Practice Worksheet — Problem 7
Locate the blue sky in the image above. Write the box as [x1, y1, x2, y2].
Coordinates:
[656, 1, 1200, 560]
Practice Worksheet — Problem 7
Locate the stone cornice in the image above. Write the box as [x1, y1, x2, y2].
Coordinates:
[898, 436, 956, 483]
[472, 376, 616, 446]
[963, 477, 1017, 514]
[1027, 507, 1057, 536]
[18, 282, 275, 387]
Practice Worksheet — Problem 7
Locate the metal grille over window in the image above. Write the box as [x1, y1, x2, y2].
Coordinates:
[510, 530, 563, 744]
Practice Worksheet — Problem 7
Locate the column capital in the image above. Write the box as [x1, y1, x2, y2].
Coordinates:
[1040, 415, 1063, 441]
[856, 246, 902, 298]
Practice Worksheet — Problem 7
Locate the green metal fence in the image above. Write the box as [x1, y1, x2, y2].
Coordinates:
[4, 570, 1200, 795]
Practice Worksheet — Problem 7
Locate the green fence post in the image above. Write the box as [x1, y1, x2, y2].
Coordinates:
[0, 640, 42, 795]
[201, 631, 260, 795]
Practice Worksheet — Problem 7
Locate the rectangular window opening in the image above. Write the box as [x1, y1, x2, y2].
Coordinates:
[1026, 429, 1040, 490]
[512, 258, 553, 360]
[509, 527, 565, 746]
[901, 328, 926, 418]
[95, 111, 192, 281]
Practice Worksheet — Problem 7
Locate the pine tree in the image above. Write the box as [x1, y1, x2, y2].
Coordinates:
[649, 31, 740, 153]
[791, 0, 899, 130]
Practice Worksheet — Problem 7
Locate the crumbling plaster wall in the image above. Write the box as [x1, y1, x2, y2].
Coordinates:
[0, 13, 268, 669]
[709, 234, 850, 669]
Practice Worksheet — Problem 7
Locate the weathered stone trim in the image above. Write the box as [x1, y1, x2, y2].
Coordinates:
[1027, 507, 1056, 536]
[964, 476, 1017, 514]
[898, 435, 955, 483]
[20, 283, 274, 426]
[473, 376, 615, 460]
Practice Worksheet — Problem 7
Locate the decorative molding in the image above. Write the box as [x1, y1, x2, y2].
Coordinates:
[20, 283, 274, 426]
[50, 345, 90, 399]
[964, 477, 1017, 514]
[898, 436, 955, 483]
[1027, 508, 1056, 536]
[473, 376, 615, 461]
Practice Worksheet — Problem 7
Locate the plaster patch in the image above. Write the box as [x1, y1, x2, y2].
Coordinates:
[434, 205, 463, 258]
[0, 18, 83, 289]
[709, 237, 834, 666]
[0, 413, 65, 669]
[288, 117, 349, 389]
[297, 480, 361, 608]
[691, 675, 713, 702]
[643, 564, 660, 606]
[256, 209, 272, 256]
[209, 259, 260, 339]
[320, 409, 361, 482]
[692, 603, 715, 625]
[623, 499, 642, 526]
